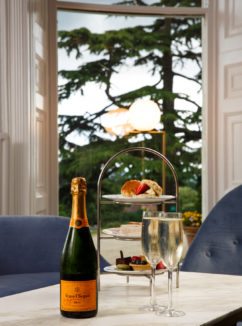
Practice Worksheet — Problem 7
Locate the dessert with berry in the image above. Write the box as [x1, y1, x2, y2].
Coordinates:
[121, 179, 162, 198]
[129, 255, 151, 271]
[129, 256, 166, 271]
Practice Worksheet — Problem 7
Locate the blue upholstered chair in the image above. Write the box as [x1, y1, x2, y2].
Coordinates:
[181, 185, 242, 275]
[0, 215, 109, 297]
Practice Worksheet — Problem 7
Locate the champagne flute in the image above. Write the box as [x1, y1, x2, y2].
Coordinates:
[141, 211, 165, 312]
[157, 212, 185, 317]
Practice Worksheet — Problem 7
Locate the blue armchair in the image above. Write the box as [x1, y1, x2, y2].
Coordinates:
[0, 215, 109, 297]
[181, 185, 242, 275]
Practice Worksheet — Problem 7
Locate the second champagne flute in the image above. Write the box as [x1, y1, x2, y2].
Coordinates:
[141, 210, 165, 312]
[157, 212, 184, 317]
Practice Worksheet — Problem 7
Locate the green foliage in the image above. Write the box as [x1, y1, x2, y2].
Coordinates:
[59, 203, 71, 219]
[179, 186, 199, 212]
[100, 206, 143, 228]
[58, 0, 202, 223]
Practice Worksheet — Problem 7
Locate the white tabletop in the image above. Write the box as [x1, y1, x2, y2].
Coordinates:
[0, 272, 242, 325]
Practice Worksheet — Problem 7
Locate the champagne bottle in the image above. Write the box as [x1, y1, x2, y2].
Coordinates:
[60, 177, 97, 318]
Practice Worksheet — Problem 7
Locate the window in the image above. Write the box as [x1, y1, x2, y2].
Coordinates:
[57, 1, 205, 229]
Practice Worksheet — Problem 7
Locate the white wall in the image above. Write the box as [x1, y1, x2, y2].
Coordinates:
[203, 0, 242, 216]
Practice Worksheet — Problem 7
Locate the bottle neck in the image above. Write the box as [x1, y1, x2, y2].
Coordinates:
[71, 192, 87, 219]
[70, 191, 89, 229]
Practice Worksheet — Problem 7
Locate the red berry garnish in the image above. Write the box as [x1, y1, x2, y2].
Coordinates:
[131, 256, 141, 261]
[156, 261, 166, 269]
[136, 183, 150, 195]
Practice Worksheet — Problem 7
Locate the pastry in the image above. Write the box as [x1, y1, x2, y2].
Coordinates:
[116, 264, 131, 271]
[135, 179, 162, 197]
[116, 250, 131, 266]
[121, 180, 141, 197]
[119, 222, 142, 237]
[121, 179, 162, 198]
[129, 255, 151, 271]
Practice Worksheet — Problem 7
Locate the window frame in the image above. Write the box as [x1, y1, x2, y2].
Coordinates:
[57, 1, 207, 17]
[56, 0, 210, 215]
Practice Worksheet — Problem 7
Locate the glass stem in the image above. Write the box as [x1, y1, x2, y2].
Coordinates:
[168, 269, 173, 311]
[150, 266, 156, 306]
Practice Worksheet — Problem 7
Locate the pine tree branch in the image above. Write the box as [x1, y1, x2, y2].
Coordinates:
[173, 72, 202, 86]
[177, 94, 202, 109]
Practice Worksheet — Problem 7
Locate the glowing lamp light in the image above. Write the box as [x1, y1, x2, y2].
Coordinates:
[128, 99, 161, 131]
[101, 108, 134, 136]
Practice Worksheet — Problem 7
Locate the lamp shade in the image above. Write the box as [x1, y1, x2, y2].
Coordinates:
[128, 99, 161, 131]
[101, 108, 134, 136]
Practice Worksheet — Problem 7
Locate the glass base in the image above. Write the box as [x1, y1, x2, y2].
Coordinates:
[139, 304, 166, 312]
[156, 308, 185, 317]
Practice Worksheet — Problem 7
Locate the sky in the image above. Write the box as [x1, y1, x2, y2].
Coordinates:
[57, 9, 202, 146]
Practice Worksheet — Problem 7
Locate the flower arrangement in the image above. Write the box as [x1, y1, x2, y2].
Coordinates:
[182, 211, 202, 228]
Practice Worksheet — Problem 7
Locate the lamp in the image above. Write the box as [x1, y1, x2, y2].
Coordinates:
[101, 108, 134, 136]
[128, 99, 165, 205]
[128, 99, 161, 131]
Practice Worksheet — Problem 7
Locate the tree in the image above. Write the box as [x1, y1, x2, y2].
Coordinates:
[58, 0, 202, 223]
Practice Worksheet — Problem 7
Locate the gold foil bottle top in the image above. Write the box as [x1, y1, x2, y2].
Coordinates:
[71, 177, 87, 195]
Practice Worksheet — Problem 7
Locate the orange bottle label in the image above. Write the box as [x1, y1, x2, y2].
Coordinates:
[61, 280, 96, 312]
[69, 217, 89, 229]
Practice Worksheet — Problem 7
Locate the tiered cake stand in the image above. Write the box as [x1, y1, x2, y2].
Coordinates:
[97, 147, 179, 289]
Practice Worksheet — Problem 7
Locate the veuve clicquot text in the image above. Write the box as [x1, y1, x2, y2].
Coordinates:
[60, 177, 97, 318]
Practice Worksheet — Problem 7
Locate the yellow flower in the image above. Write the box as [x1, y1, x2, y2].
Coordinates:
[182, 211, 202, 227]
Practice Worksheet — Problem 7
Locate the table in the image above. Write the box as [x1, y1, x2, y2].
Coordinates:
[0, 272, 242, 326]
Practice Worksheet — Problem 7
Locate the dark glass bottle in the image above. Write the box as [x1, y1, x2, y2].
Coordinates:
[60, 177, 97, 318]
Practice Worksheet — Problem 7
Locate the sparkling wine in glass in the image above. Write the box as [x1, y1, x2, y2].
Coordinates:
[157, 212, 185, 317]
[141, 211, 165, 312]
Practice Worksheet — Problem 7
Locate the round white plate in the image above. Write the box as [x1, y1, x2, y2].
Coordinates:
[104, 265, 166, 276]
[102, 194, 175, 204]
[102, 227, 141, 240]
